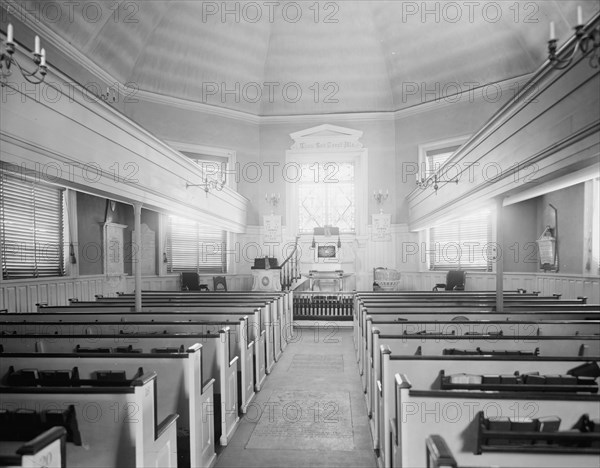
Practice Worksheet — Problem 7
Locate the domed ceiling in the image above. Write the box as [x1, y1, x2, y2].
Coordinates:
[6, 1, 599, 116]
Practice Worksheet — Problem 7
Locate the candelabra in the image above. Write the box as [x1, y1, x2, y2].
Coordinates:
[186, 176, 226, 196]
[373, 189, 389, 213]
[548, 7, 599, 69]
[265, 193, 280, 214]
[1, 23, 47, 86]
[416, 174, 458, 194]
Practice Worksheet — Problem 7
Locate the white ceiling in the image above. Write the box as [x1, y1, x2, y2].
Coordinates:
[6, 0, 600, 116]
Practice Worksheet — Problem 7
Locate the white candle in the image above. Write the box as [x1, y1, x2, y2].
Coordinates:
[40, 48, 46, 66]
[34, 35, 40, 54]
[577, 5, 583, 26]
[6, 23, 13, 44]
[549, 21, 556, 40]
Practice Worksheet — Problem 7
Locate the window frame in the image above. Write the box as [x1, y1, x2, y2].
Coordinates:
[285, 150, 368, 238]
[417, 135, 470, 181]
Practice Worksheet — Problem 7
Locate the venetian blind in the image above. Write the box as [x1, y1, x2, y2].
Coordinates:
[1, 172, 64, 279]
[166, 215, 227, 273]
[429, 209, 493, 271]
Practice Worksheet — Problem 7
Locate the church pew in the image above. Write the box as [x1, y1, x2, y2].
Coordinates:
[0, 371, 179, 468]
[0, 316, 261, 410]
[0, 330, 240, 446]
[367, 333, 600, 426]
[38, 301, 286, 366]
[115, 290, 292, 327]
[356, 308, 600, 378]
[91, 295, 291, 353]
[112, 290, 292, 330]
[425, 432, 600, 468]
[0, 426, 66, 468]
[361, 318, 600, 394]
[19, 306, 277, 375]
[377, 351, 600, 467]
[390, 372, 600, 468]
[0, 346, 216, 468]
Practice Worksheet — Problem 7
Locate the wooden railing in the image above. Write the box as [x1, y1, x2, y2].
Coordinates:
[293, 291, 354, 320]
[280, 236, 301, 291]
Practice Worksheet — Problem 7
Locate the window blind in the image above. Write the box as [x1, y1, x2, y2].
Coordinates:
[1, 172, 64, 279]
[166, 216, 227, 273]
[429, 209, 492, 271]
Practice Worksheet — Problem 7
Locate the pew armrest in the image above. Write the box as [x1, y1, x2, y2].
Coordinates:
[202, 378, 216, 394]
[426, 435, 457, 468]
[156, 413, 179, 439]
[389, 417, 397, 447]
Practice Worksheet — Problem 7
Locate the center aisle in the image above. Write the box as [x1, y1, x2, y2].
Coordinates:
[215, 326, 377, 467]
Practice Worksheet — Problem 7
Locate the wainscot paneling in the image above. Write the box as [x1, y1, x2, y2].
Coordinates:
[396, 271, 599, 302]
[1, 275, 125, 313]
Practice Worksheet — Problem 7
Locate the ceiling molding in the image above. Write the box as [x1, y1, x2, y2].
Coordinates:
[3, 0, 537, 127]
[392, 74, 535, 120]
[135, 90, 261, 125]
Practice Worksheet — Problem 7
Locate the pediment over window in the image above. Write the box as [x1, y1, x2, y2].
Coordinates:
[289, 124, 363, 151]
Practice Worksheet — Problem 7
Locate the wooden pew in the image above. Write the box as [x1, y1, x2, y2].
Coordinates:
[0, 426, 66, 468]
[391, 372, 600, 468]
[353, 295, 597, 344]
[0, 316, 260, 413]
[356, 309, 600, 378]
[425, 432, 600, 468]
[0, 330, 240, 446]
[0, 345, 216, 468]
[367, 334, 600, 438]
[0, 371, 179, 468]
[115, 290, 292, 327]
[72, 291, 293, 351]
[6, 307, 274, 377]
[37, 302, 285, 368]
[94, 292, 291, 347]
[361, 319, 600, 398]
[377, 351, 600, 468]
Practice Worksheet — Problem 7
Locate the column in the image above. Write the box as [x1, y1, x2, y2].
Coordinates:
[495, 198, 504, 313]
[133, 202, 143, 312]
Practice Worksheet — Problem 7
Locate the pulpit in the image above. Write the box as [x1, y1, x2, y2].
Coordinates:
[251, 257, 282, 291]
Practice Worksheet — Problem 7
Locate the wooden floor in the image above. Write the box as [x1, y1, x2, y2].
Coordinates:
[215, 326, 377, 467]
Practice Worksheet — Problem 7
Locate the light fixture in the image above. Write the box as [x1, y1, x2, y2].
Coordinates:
[265, 193, 281, 214]
[416, 174, 458, 194]
[186, 176, 226, 196]
[548, 7, 599, 69]
[373, 189, 389, 213]
[1, 23, 48, 85]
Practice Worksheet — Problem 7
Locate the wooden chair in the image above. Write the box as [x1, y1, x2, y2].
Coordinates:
[213, 276, 227, 291]
[181, 272, 209, 291]
[433, 270, 466, 291]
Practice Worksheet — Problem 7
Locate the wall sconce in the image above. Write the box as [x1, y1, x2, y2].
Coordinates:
[373, 189, 389, 213]
[1, 23, 48, 86]
[416, 174, 458, 194]
[548, 7, 599, 69]
[186, 176, 226, 196]
[265, 192, 280, 214]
